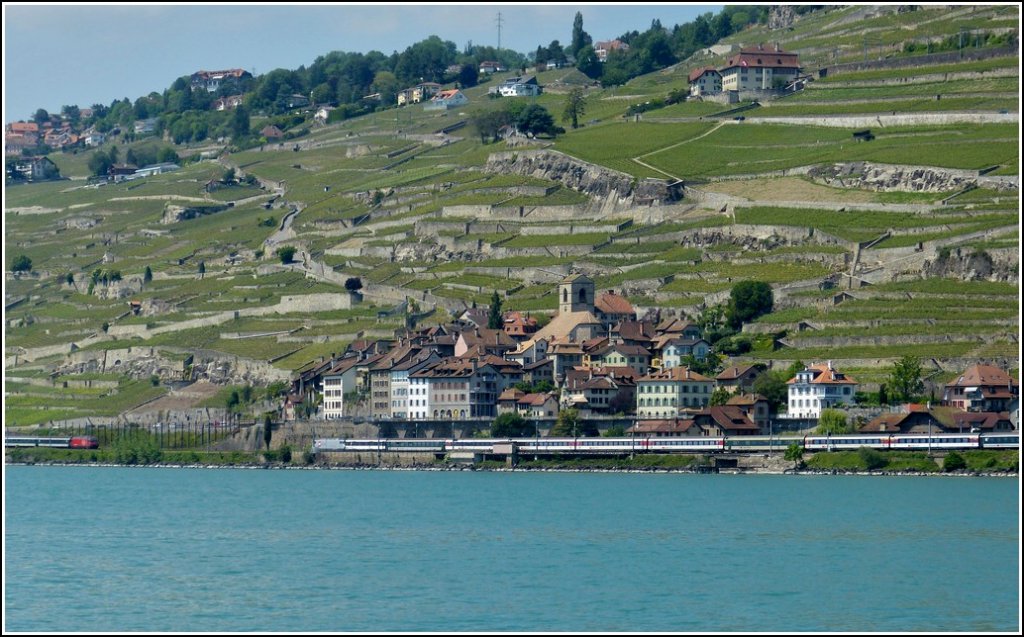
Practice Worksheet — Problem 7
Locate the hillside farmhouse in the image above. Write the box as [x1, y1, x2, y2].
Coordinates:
[688, 43, 801, 96]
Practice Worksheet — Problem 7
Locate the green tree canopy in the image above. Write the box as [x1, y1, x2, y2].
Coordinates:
[816, 409, 853, 435]
[569, 11, 593, 59]
[276, 246, 297, 263]
[231, 105, 250, 138]
[681, 352, 723, 377]
[87, 148, 115, 177]
[727, 280, 773, 329]
[562, 87, 587, 129]
[888, 355, 924, 403]
[709, 386, 733, 406]
[492, 412, 533, 437]
[516, 104, 557, 137]
[752, 370, 789, 414]
[550, 408, 598, 437]
[487, 290, 503, 329]
[471, 108, 511, 144]
[457, 63, 479, 88]
[575, 44, 602, 79]
[11, 255, 32, 273]
[263, 414, 273, 450]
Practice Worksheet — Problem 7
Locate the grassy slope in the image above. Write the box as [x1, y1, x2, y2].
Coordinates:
[5, 6, 1019, 425]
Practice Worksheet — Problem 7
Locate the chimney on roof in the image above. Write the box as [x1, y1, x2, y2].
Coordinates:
[775, 42, 781, 52]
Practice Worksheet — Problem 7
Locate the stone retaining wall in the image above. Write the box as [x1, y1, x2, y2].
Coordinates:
[809, 162, 1018, 193]
[786, 333, 985, 348]
[820, 46, 1017, 77]
[746, 112, 1018, 128]
[484, 149, 683, 205]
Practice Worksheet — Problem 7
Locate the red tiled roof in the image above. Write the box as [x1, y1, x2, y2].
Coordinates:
[688, 66, 719, 83]
[859, 413, 908, 432]
[717, 364, 758, 381]
[498, 388, 525, 401]
[639, 367, 712, 383]
[615, 320, 656, 343]
[596, 291, 634, 316]
[698, 406, 759, 431]
[596, 39, 629, 51]
[787, 363, 856, 385]
[946, 364, 1018, 389]
[951, 411, 1011, 430]
[723, 46, 800, 71]
[459, 327, 516, 348]
[519, 393, 554, 406]
[726, 393, 767, 406]
[630, 419, 698, 435]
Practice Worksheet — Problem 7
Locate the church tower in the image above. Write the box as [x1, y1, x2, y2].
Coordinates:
[558, 273, 595, 315]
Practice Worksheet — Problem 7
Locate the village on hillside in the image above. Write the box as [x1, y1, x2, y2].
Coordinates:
[4, 5, 1019, 453]
[294, 273, 1019, 438]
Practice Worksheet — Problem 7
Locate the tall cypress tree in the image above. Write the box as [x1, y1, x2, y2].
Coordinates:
[487, 290, 503, 329]
[570, 11, 592, 59]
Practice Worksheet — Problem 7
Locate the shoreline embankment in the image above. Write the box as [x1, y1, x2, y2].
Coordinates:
[4, 459, 1017, 478]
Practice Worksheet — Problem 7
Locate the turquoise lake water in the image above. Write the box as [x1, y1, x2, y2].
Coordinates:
[3, 466, 1020, 632]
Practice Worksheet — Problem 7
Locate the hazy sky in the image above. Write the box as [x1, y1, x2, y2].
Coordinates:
[3, 3, 723, 121]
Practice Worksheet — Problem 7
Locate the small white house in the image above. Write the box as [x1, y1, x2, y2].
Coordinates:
[659, 338, 710, 368]
[135, 163, 180, 178]
[424, 89, 469, 111]
[785, 361, 857, 419]
[490, 76, 542, 98]
[84, 131, 106, 147]
[321, 357, 361, 420]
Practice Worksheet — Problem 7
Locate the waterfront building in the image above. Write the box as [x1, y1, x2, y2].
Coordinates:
[942, 364, 1019, 412]
[785, 361, 857, 419]
[636, 367, 714, 420]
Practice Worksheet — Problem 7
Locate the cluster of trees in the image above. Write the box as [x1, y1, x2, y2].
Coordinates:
[901, 29, 1015, 55]
[11, 255, 32, 273]
[561, 8, 780, 87]
[235, 38, 532, 119]
[22, 6, 826, 158]
[697, 280, 774, 350]
[87, 143, 181, 177]
[471, 101, 561, 143]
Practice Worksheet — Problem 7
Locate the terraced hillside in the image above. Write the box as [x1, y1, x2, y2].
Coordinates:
[4, 5, 1019, 426]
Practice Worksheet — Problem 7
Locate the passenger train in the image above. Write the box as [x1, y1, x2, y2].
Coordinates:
[313, 432, 1018, 454]
[4, 435, 100, 449]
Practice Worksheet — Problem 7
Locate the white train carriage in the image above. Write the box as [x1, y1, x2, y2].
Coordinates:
[4, 436, 72, 448]
[803, 435, 894, 451]
[724, 436, 804, 452]
[979, 433, 1019, 449]
[647, 437, 726, 453]
[889, 434, 980, 450]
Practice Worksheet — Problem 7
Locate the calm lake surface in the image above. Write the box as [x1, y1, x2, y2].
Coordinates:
[3, 466, 1020, 632]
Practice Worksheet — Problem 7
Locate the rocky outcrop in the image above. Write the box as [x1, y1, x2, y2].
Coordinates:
[808, 162, 1018, 193]
[768, 5, 797, 30]
[923, 247, 1017, 283]
[161, 202, 232, 224]
[483, 150, 682, 205]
